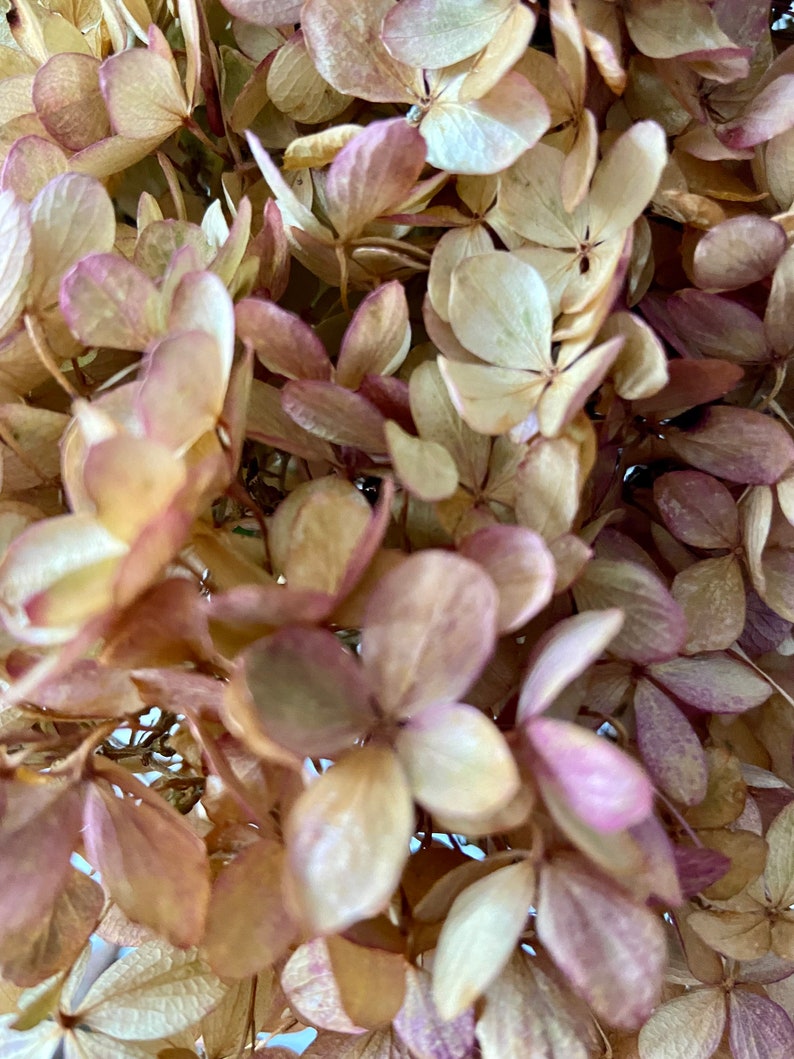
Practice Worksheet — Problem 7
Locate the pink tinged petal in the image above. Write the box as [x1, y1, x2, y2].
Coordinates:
[326, 118, 426, 241]
[421, 72, 551, 176]
[219, 0, 302, 25]
[517, 609, 624, 722]
[448, 252, 552, 371]
[719, 75, 794, 150]
[634, 678, 708, 806]
[381, 0, 513, 67]
[588, 121, 668, 241]
[82, 435, 186, 543]
[396, 702, 520, 819]
[60, 252, 164, 350]
[638, 987, 726, 1059]
[0, 780, 84, 935]
[136, 330, 228, 453]
[432, 860, 536, 1020]
[231, 627, 373, 758]
[0, 512, 128, 645]
[573, 558, 689, 663]
[394, 965, 475, 1059]
[527, 716, 654, 831]
[437, 356, 547, 435]
[537, 854, 666, 1029]
[246, 379, 336, 463]
[0, 189, 32, 339]
[1, 136, 69, 203]
[536, 336, 623, 437]
[83, 769, 210, 948]
[667, 406, 794, 485]
[674, 846, 732, 899]
[302, 0, 419, 103]
[654, 470, 739, 548]
[361, 550, 498, 718]
[692, 216, 787, 292]
[476, 950, 595, 1059]
[458, 525, 555, 634]
[729, 989, 794, 1059]
[766, 244, 794, 358]
[282, 939, 365, 1033]
[667, 289, 768, 363]
[648, 655, 771, 714]
[99, 45, 188, 140]
[168, 269, 234, 377]
[633, 357, 744, 417]
[235, 297, 331, 381]
[282, 380, 387, 452]
[286, 748, 414, 935]
[336, 281, 410, 389]
[28, 173, 115, 308]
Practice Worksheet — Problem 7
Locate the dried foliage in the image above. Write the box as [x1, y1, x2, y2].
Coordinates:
[5, 1, 794, 1057]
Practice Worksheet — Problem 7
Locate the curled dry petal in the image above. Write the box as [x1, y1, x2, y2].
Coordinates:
[666, 406, 794, 485]
[0, 188, 32, 340]
[285, 746, 414, 935]
[361, 550, 499, 718]
[393, 965, 475, 1059]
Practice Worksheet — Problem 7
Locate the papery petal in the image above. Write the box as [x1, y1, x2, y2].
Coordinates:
[448, 252, 552, 371]
[692, 216, 787, 292]
[648, 654, 771, 714]
[589, 121, 667, 242]
[634, 678, 708, 806]
[28, 173, 115, 308]
[536, 337, 622, 437]
[421, 72, 550, 176]
[60, 252, 164, 351]
[394, 965, 475, 1059]
[99, 42, 188, 141]
[432, 861, 536, 1020]
[499, 142, 582, 247]
[228, 627, 373, 758]
[396, 701, 520, 819]
[654, 470, 738, 549]
[719, 76, 794, 150]
[336, 281, 410, 389]
[763, 801, 794, 910]
[282, 380, 387, 452]
[235, 297, 331, 381]
[32, 53, 110, 152]
[438, 356, 546, 435]
[638, 988, 726, 1059]
[518, 609, 624, 721]
[302, 0, 419, 103]
[326, 119, 426, 241]
[361, 550, 498, 718]
[0, 189, 32, 339]
[537, 854, 666, 1029]
[458, 524, 555, 633]
[573, 558, 688, 663]
[203, 840, 296, 978]
[285, 747, 414, 934]
[381, 0, 514, 68]
[672, 555, 745, 653]
[527, 716, 653, 831]
[385, 420, 459, 502]
[728, 989, 794, 1059]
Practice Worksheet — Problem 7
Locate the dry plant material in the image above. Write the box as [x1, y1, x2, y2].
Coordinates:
[5, 1, 794, 1057]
